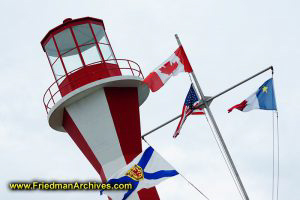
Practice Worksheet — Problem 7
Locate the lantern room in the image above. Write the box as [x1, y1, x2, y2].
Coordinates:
[42, 17, 143, 97]
[42, 17, 145, 113]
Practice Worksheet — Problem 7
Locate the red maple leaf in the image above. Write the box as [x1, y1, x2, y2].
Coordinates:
[159, 61, 178, 75]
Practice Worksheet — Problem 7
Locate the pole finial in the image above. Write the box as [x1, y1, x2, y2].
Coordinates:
[271, 65, 274, 75]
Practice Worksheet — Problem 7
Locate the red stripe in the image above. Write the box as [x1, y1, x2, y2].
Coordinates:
[191, 109, 205, 115]
[104, 87, 142, 163]
[173, 105, 187, 138]
[143, 72, 164, 92]
[62, 110, 107, 182]
[228, 100, 247, 113]
[175, 46, 193, 73]
[192, 112, 205, 115]
[104, 87, 160, 200]
[138, 188, 160, 199]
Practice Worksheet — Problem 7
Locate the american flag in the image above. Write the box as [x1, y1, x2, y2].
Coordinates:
[173, 84, 205, 138]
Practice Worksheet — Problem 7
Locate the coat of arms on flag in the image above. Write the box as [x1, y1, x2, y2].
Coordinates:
[101, 146, 178, 200]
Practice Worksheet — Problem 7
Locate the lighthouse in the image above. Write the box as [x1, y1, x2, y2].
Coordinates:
[41, 17, 160, 199]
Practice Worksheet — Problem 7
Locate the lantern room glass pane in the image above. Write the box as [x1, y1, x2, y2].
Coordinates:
[80, 44, 102, 65]
[91, 24, 116, 64]
[73, 24, 102, 65]
[52, 60, 66, 83]
[54, 28, 83, 73]
[73, 24, 95, 46]
[91, 24, 109, 44]
[99, 44, 116, 64]
[62, 49, 83, 74]
[45, 38, 66, 82]
[45, 38, 58, 60]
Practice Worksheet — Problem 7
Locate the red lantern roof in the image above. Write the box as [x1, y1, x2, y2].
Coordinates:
[41, 17, 105, 51]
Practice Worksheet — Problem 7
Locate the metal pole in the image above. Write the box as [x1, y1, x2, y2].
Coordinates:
[208, 66, 273, 102]
[141, 114, 181, 138]
[175, 34, 249, 200]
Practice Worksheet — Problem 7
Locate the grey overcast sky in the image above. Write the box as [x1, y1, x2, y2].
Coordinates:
[1, 0, 299, 199]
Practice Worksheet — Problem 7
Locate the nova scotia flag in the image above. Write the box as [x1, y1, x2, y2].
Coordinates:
[101, 146, 178, 200]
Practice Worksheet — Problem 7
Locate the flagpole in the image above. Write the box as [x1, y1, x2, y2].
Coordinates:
[175, 34, 250, 200]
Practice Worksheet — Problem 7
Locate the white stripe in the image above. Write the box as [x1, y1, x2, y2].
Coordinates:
[105, 148, 176, 199]
[243, 92, 260, 112]
[66, 89, 129, 180]
[140, 150, 176, 188]
[154, 53, 185, 84]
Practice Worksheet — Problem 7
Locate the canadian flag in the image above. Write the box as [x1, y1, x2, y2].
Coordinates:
[143, 46, 193, 92]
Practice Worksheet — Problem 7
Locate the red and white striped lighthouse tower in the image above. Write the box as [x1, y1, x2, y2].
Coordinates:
[41, 17, 160, 199]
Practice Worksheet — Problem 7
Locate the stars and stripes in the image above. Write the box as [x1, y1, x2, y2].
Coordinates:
[173, 84, 205, 138]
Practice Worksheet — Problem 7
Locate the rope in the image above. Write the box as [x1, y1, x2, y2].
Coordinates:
[142, 137, 151, 147]
[276, 112, 280, 200]
[204, 113, 246, 200]
[272, 111, 275, 200]
[179, 173, 210, 200]
[272, 111, 280, 200]
[141, 138, 210, 200]
[271, 69, 274, 200]
[271, 70, 280, 200]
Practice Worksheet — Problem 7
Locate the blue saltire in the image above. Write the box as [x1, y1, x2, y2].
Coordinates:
[100, 147, 178, 200]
